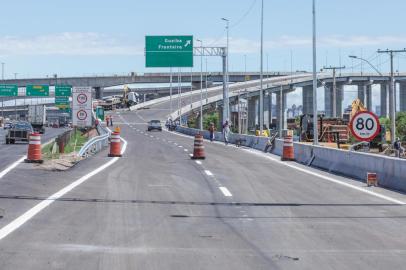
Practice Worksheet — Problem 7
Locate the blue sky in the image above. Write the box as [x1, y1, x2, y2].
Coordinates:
[1, 0, 406, 78]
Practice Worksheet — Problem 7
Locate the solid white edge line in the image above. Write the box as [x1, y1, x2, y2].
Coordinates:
[0, 137, 60, 179]
[242, 148, 406, 205]
[0, 156, 26, 179]
[219, 187, 232, 197]
[0, 135, 128, 241]
[204, 170, 213, 176]
[166, 130, 406, 205]
[195, 160, 202, 165]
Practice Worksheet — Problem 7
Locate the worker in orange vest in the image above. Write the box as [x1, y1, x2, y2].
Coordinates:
[105, 115, 110, 126]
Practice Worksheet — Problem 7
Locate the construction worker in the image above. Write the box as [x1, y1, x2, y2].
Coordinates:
[105, 115, 110, 126]
[222, 120, 230, 145]
[110, 115, 113, 126]
[394, 137, 404, 158]
[208, 122, 216, 142]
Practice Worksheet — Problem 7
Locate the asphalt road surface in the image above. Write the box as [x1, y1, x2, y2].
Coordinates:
[0, 127, 68, 171]
[0, 104, 405, 269]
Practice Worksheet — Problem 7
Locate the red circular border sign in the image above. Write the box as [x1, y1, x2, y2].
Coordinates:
[76, 110, 87, 121]
[349, 110, 381, 142]
[77, 93, 88, 104]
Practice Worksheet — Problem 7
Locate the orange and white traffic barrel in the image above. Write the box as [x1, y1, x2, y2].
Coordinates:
[108, 131, 122, 157]
[24, 132, 43, 163]
[191, 133, 205, 159]
[281, 135, 295, 161]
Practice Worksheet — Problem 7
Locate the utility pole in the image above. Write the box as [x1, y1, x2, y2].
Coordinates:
[1, 62, 4, 81]
[1, 63, 4, 120]
[377, 48, 406, 144]
[312, 0, 318, 145]
[221, 18, 230, 125]
[259, 0, 264, 134]
[322, 65, 345, 118]
[197, 39, 203, 130]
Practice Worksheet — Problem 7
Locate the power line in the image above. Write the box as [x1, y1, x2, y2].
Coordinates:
[230, 0, 258, 28]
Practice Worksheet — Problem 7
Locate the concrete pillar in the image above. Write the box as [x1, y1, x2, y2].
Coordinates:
[400, 82, 406, 112]
[302, 85, 313, 115]
[336, 84, 344, 117]
[380, 83, 388, 117]
[365, 84, 372, 111]
[268, 93, 273, 128]
[94, 87, 103, 99]
[248, 96, 257, 131]
[324, 84, 333, 117]
[276, 92, 287, 132]
[357, 84, 365, 105]
[263, 93, 271, 129]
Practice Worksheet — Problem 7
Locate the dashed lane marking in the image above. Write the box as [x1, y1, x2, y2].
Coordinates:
[219, 187, 233, 197]
[195, 160, 202, 165]
[204, 170, 213, 176]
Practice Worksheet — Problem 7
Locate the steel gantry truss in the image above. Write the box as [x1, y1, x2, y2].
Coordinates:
[193, 46, 229, 125]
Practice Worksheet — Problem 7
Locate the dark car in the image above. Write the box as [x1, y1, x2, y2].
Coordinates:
[3, 122, 13, 130]
[147, 120, 162, 131]
[5, 121, 34, 144]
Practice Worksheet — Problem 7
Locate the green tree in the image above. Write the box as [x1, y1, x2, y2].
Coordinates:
[396, 112, 406, 140]
[203, 112, 219, 130]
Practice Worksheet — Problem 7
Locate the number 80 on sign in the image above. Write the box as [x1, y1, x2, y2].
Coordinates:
[349, 111, 381, 142]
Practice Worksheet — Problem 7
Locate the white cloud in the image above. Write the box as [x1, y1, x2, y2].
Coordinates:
[1, 32, 405, 57]
[207, 35, 406, 54]
[0, 32, 144, 56]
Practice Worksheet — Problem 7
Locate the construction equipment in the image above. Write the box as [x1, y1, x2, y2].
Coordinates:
[121, 85, 139, 108]
[28, 105, 46, 134]
[350, 98, 367, 119]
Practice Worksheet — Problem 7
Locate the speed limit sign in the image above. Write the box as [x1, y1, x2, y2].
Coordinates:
[349, 111, 381, 142]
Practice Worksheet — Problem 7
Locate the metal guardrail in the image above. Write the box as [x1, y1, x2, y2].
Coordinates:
[77, 112, 111, 158]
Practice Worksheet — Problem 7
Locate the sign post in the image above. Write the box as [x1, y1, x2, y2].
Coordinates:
[145, 35, 193, 67]
[349, 111, 381, 142]
[72, 87, 92, 127]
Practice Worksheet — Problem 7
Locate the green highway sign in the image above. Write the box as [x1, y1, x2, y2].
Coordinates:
[145, 35, 193, 67]
[55, 96, 70, 109]
[26, 85, 49, 96]
[0, 85, 18, 96]
[55, 85, 72, 96]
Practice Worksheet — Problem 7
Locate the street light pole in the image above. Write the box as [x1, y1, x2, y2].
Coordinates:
[259, 0, 264, 134]
[377, 49, 406, 144]
[221, 18, 230, 125]
[197, 39, 204, 130]
[312, 0, 318, 145]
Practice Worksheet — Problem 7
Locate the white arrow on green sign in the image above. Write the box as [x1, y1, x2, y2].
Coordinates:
[55, 85, 72, 97]
[26, 85, 49, 96]
[0, 85, 18, 96]
[145, 35, 193, 67]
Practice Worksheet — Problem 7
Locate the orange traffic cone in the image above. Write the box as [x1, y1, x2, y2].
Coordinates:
[108, 131, 122, 157]
[25, 132, 43, 163]
[281, 135, 295, 161]
[191, 133, 205, 159]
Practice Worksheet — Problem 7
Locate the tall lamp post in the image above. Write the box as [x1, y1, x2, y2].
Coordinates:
[312, 0, 318, 145]
[196, 39, 204, 130]
[221, 18, 230, 125]
[259, 0, 264, 134]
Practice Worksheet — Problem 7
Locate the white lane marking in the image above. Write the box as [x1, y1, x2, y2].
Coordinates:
[219, 187, 232, 197]
[0, 137, 59, 179]
[165, 129, 406, 205]
[189, 154, 193, 157]
[184, 149, 188, 152]
[0, 156, 26, 179]
[174, 143, 178, 146]
[195, 160, 202, 165]
[178, 145, 183, 148]
[243, 148, 406, 205]
[204, 170, 213, 176]
[0, 137, 128, 241]
[150, 135, 154, 138]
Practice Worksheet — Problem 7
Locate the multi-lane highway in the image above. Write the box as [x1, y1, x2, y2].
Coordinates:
[0, 92, 405, 269]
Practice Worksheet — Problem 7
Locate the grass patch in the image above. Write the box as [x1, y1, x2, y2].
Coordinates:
[42, 129, 89, 160]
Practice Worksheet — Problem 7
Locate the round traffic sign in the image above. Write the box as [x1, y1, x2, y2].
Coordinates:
[76, 110, 88, 121]
[349, 111, 381, 142]
[77, 93, 88, 104]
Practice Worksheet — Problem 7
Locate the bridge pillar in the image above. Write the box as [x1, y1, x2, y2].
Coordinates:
[94, 87, 104, 99]
[365, 84, 372, 111]
[302, 85, 313, 115]
[400, 82, 406, 112]
[324, 83, 343, 118]
[380, 83, 388, 117]
[267, 92, 273, 128]
[357, 84, 365, 105]
[191, 81, 211, 90]
[276, 91, 287, 133]
[248, 96, 257, 131]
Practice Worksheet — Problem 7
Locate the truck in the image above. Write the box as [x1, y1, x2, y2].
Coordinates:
[27, 105, 46, 134]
